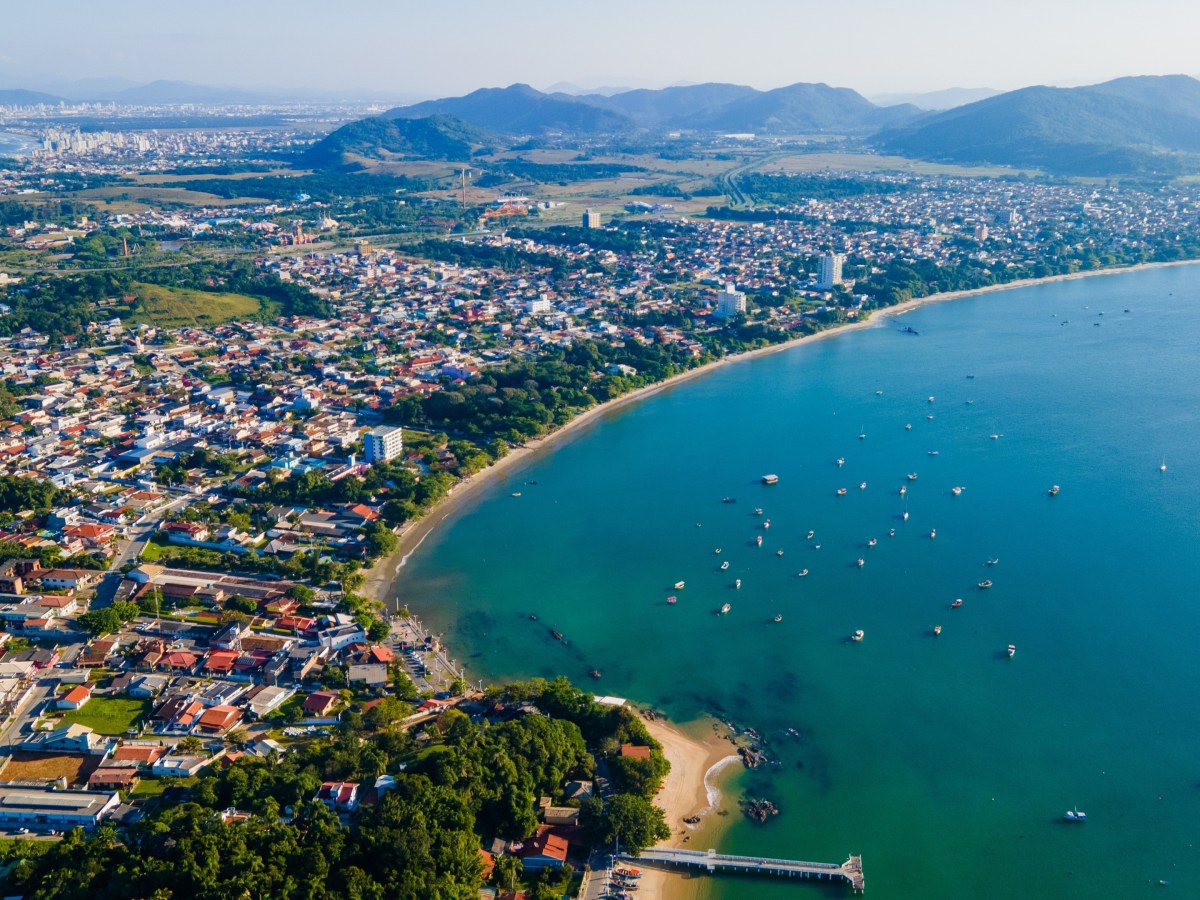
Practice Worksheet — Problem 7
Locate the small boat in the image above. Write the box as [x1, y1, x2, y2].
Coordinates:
[926, 414, 935, 420]
[589, 669, 602, 679]
[836, 487, 848, 496]
[667, 595, 677, 604]
[867, 538, 877, 547]
[775, 549, 784, 556]
[902, 510, 910, 521]
[756, 535, 763, 547]
[762, 474, 779, 485]
[876, 389, 883, 395]
[990, 433, 1001, 440]
[836, 457, 845, 467]
[986, 558, 999, 566]
[550, 629, 565, 642]
[798, 569, 809, 577]
[888, 528, 895, 536]
[929, 528, 937, 539]
[1048, 484, 1060, 496]
[714, 547, 722, 554]
[899, 484, 907, 496]
[856, 558, 865, 568]
[1063, 808, 1087, 822]
[735, 579, 742, 589]
[763, 519, 771, 529]
[773, 614, 783, 623]
[511, 492, 522, 497]
[720, 561, 729, 570]
[858, 426, 866, 440]
[1007, 644, 1016, 658]
[1160, 457, 1167, 472]
[722, 497, 737, 504]
[529, 613, 538, 621]
[905, 423, 913, 430]
[806, 530, 815, 540]
[720, 602, 732, 615]
[978, 580, 993, 589]
[754, 508, 763, 516]
[851, 629, 865, 642]
[859, 481, 868, 490]
[928, 450, 939, 456]
[933, 625, 942, 635]
[907, 472, 919, 481]
[951, 598, 963, 608]
[928, 396, 935, 403]
[674, 581, 686, 590]
[814, 544, 821, 549]
[952, 486, 963, 496]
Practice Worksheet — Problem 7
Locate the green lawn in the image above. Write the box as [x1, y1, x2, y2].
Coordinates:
[126, 282, 262, 328]
[59, 696, 150, 735]
[129, 777, 171, 798]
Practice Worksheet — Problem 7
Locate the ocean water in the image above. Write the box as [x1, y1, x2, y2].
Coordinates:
[0, 131, 35, 156]
[396, 265, 1200, 899]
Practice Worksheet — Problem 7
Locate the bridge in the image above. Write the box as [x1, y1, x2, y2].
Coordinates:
[623, 848, 864, 893]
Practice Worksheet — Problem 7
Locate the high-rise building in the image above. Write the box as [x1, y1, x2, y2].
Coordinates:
[364, 425, 404, 464]
[714, 283, 747, 318]
[817, 253, 845, 291]
[582, 208, 601, 229]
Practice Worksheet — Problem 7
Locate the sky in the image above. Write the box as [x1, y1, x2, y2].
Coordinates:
[3, 0, 1199, 100]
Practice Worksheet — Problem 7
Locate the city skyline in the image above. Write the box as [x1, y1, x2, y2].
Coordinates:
[2, 0, 1198, 102]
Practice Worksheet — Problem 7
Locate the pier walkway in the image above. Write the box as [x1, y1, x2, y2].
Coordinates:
[623, 848, 864, 892]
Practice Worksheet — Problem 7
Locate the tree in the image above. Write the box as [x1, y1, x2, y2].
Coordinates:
[225, 594, 258, 615]
[492, 854, 522, 893]
[178, 735, 204, 754]
[579, 793, 669, 855]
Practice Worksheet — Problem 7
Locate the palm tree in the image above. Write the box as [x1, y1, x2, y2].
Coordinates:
[492, 854, 522, 893]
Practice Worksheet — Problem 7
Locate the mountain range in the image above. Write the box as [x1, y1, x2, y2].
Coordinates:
[877, 75, 1200, 175]
[386, 81, 921, 135]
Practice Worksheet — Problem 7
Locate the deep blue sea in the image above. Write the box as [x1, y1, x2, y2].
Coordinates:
[396, 265, 1200, 899]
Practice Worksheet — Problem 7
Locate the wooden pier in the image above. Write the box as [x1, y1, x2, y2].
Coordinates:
[624, 848, 864, 893]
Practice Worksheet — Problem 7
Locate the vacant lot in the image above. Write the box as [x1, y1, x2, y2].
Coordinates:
[127, 282, 262, 328]
[59, 696, 150, 735]
[0, 752, 99, 785]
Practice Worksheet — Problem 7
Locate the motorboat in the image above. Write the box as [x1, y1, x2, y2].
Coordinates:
[807, 530, 815, 540]
[907, 472, 919, 481]
[762, 474, 779, 485]
[905, 423, 913, 430]
[763, 519, 771, 529]
[754, 508, 763, 516]
[674, 581, 686, 589]
[837, 487, 848, 496]
[856, 558, 865, 568]
[666, 596, 677, 604]
[1048, 484, 1060, 496]
[929, 528, 937, 539]
[933, 625, 942, 635]
[798, 569, 809, 577]
[720, 561, 729, 570]
[899, 485, 907, 495]
[720, 602, 732, 615]
[928, 450, 940, 456]
[1064, 809, 1087, 822]
[851, 629, 865, 642]
[714, 547, 722, 554]
[978, 580, 993, 589]
[776, 549, 784, 556]
[951, 598, 963, 608]
[836, 457, 845, 467]
[773, 614, 783, 623]
[867, 538, 877, 547]
[735, 579, 742, 589]
[859, 481, 868, 490]
[952, 486, 963, 496]
[756, 535, 763, 546]
[1007, 644, 1016, 658]
[986, 558, 999, 566]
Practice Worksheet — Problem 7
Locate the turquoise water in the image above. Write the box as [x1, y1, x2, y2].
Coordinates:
[396, 266, 1200, 899]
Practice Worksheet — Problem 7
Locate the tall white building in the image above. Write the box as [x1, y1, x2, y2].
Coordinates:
[364, 425, 404, 464]
[817, 253, 845, 291]
[714, 283, 747, 319]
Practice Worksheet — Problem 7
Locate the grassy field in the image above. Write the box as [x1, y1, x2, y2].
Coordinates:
[72, 185, 264, 208]
[59, 696, 150, 735]
[126, 282, 262, 328]
[0, 752, 98, 784]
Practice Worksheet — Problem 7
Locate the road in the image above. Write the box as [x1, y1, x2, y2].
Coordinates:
[94, 494, 190, 608]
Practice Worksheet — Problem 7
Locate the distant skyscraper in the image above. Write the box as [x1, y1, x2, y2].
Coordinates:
[817, 253, 845, 291]
[714, 283, 747, 318]
[364, 425, 404, 464]
[582, 208, 601, 229]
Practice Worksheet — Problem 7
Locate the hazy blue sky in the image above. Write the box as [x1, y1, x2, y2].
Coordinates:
[3, 0, 1198, 98]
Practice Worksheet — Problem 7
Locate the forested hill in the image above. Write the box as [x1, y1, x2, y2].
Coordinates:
[305, 114, 492, 167]
[875, 74, 1200, 175]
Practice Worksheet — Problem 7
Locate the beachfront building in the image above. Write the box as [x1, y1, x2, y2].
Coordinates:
[817, 252, 845, 290]
[714, 283, 747, 319]
[364, 425, 404, 464]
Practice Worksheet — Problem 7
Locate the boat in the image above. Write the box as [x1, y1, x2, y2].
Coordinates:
[1007, 644, 1016, 658]
[928, 450, 940, 456]
[851, 629, 865, 642]
[951, 598, 963, 608]
[754, 508, 763, 516]
[858, 425, 866, 440]
[674, 581, 686, 589]
[550, 629, 566, 642]
[714, 547, 722, 554]
[722, 497, 737, 504]
[899, 484, 907, 495]
[905, 423, 913, 430]
[888, 528, 896, 536]
[735, 579, 742, 589]
[902, 510, 909, 521]
[907, 472, 919, 481]
[836, 457, 845, 467]
[986, 558, 999, 566]
[876, 389, 884, 395]
[798, 569, 809, 577]
[867, 538, 877, 547]
[666, 596, 677, 604]
[773, 614, 783, 623]
[720, 603, 732, 615]
[859, 481, 868, 490]
[511, 492, 522, 497]
[928, 396, 935, 403]
[529, 613, 538, 621]
[929, 528, 937, 539]
[1048, 484, 1060, 496]
[926, 413, 935, 420]
[806, 530, 815, 540]
[720, 561, 729, 570]
[776, 549, 784, 556]
[763, 519, 771, 529]
[933, 625, 942, 635]
[589, 669, 602, 679]
[762, 474, 779, 485]
[1063, 808, 1087, 822]
[756, 535, 763, 547]
[856, 558, 865, 568]
[903, 325, 919, 335]
[952, 486, 963, 496]
[1160, 457, 1167, 472]
[836, 487, 848, 496]
[978, 580, 993, 589]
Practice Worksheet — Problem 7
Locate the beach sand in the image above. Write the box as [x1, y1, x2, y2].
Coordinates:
[630, 716, 743, 900]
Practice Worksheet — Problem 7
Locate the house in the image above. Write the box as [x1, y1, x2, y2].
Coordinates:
[20, 723, 107, 755]
[87, 767, 141, 791]
[111, 743, 166, 767]
[57, 684, 92, 710]
[518, 826, 569, 871]
[315, 781, 359, 812]
[302, 690, 339, 716]
[194, 704, 242, 735]
[33, 568, 99, 592]
[242, 684, 294, 719]
[619, 743, 652, 760]
[346, 663, 388, 688]
[152, 753, 218, 777]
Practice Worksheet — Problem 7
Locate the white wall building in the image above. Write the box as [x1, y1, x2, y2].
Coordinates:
[817, 253, 845, 291]
[364, 425, 404, 464]
[714, 283, 747, 319]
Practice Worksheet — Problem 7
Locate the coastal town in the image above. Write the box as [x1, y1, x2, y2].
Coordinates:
[2, 82, 1200, 898]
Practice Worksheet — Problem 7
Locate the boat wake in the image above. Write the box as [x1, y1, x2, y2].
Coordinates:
[697, 755, 743, 819]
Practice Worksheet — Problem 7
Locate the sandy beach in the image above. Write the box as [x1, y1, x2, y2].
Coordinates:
[361, 257, 1200, 612]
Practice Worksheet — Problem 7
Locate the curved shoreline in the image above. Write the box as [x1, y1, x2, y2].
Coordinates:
[361, 256, 1200, 609]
